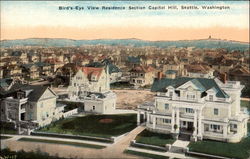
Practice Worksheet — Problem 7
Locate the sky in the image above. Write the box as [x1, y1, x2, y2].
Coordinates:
[1, 1, 249, 42]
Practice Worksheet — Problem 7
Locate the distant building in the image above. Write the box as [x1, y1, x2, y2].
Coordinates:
[185, 64, 214, 78]
[68, 66, 116, 114]
[138, 76, 249, 143]
[129, 65, 156, 87]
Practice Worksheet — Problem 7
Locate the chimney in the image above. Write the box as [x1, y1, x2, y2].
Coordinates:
[157, 71, 163, 80]
[220, 72, 227, 83]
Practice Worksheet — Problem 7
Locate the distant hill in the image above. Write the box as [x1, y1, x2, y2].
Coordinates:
[0, 38, 249, 51]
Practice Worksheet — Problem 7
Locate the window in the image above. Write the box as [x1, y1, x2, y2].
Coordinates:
[214, 108, 219, 115]
[163, 119, 171, 123]
[187, 94, 195, 99]
[234, 124, 237, 129]
[209, 95, 213, 101]
[169, 92, 173, 97]
[140, 73, 144, 77]
[211, 124, 221, 130]
[29, 113, 33, 119]
[183, 121, 186, 125]
[93, 106, 95, 110]
[186, 108, 194, 113]
[165, 104, 169, 110]
[40, 103, 43, 108]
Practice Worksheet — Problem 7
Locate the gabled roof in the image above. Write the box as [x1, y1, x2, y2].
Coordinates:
[86, 61, 121, 74]
[35, 62, 51, 67]
[0, 84, 54, 102]
[130, 65, 155, 73]
[185, 64, 212, 74]
[22, 63, 37, 69]
[127, 56, 141, 64]
[79, 67, 103, 81]
[151, 77, 229, 98]
[165, 70, 177, 75]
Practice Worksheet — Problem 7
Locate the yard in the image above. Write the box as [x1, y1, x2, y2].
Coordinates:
[241, 100, 250, 112]
[113, 89, 154, 109]
[188, 123, 250, 159]
[135, 129, 176, 147]
[38, 114, 137, 138]
[0, 122, 18, 135]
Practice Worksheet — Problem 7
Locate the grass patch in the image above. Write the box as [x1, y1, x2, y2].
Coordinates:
[124, 150, 169, 159]
[0, 136, 12, 140]
[0, 148, 67, 159]
[38, 114, 137, 138]
[18, 137, 105, 149]
[0, 122, 18, 135]
[110, 81, 134, 89]
[58, 101, 82, 112]
[135, 129, 175, 147]
[188, 123, 250, 159]
[241, 100, 250, 111]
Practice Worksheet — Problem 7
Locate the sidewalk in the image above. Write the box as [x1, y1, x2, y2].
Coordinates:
[126, 146, 193, 159]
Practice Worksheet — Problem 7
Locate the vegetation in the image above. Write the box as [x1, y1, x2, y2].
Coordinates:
[18, 138, 105, 149]
[135, 129, 175, 147]
[0, 122, 18, 134]
[0, 148, 69, 159]
[242, 84, 250, 98]
[38, 114, 137, 138]
[188, 124, 250, 159]
[241, 100, 250, 112]
[58, 101, 82, 112]
[124, 150, 169, 159]
[110, 81, 134, 89]
[0, 136, 12, 140]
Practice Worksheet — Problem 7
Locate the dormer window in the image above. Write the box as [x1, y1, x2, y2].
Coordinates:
[169, 92, 173, 97]
[209, 95, 213, 101]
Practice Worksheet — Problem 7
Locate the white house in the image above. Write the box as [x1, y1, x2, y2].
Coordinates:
[0, 84, 64, 127]
[137, 76, 249, 143]
[68, 66, 117, 114]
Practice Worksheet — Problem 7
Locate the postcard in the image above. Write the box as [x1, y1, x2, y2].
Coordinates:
[0, 1, 249, 159]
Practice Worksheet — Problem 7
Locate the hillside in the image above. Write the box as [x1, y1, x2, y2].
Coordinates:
[1, 38, 248, 51]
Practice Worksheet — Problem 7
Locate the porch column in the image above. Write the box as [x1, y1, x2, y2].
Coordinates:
[152, 115, 156, 129]
[193, 109, 197, 136]
[137, 111, 140, 125]
[223, 124, 228, 138]
[176, 108, 180, 133]
[171, 108, 176, 132]
[198, 110, 202, 137]
[147, 113, 150, 124]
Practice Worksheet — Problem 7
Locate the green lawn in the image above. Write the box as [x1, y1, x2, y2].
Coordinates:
[124, 150, 169, 159]
[38, 114, 137, 138]
[0, 136, 12, 140]
[135, 129, 176, 147]
[188, 124, 250, 159]
[241, 100, 250, 111]
[18, 138, 105, 149]
[110, 82, 134, 89]
[58, 101, 81, 112]
[0, 122, 18, 135]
